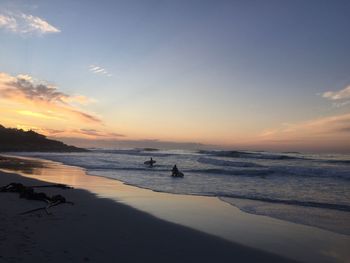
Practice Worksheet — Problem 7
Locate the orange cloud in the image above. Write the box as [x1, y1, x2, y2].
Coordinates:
[258, 113, 350, 139]
[17, 110, 63, 120]
[35, 127, 124, 140]
[0, 71, 125, 141]
[245, 113, 350, 152]
[0, 72, 101, 124]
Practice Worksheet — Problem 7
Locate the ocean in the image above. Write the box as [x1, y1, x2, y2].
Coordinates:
[13, 148, 350, 236]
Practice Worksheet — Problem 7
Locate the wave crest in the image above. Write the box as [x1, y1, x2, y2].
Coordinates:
[198, 150, 303, 160]
[197, 157, 264, 167]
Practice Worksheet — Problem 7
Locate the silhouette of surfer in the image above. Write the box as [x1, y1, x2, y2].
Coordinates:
[144, 157, 155, 167]
[172, 165, 179, 177]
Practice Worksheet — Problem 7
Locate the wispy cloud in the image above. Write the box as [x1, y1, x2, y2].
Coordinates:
[0, 14, 17, 31]
[322, 85, 350, 101]
[0, 12, 60, 35]
[0, 72, 100, 124]
[259, 113, 350, 138]
[89, 65, 112, 77]
[332, 100, 350, 108]
[36, 127, 124, 139]
[302, 114, 350, 134]
[79, 128, 124, 137]
[251, 113, 350, 152]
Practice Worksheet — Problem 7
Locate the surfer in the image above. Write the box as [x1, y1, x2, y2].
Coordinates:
[171, 165, 179, 177]
[149, 157, 154, 167]
[144, 157, 156, 167]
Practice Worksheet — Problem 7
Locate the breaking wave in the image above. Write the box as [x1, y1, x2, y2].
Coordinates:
[198, 150, 304, 160]
[197, 157, 264, 167]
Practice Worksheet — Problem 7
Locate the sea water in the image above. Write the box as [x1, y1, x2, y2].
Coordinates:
[13, 149, 350, 235]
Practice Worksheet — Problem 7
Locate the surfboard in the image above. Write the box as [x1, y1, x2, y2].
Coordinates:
[144, 160, 156, 165]
[172, 171, 184, 177]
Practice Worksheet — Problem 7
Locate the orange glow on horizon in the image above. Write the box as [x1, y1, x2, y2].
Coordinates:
[1, 71, 349, 152]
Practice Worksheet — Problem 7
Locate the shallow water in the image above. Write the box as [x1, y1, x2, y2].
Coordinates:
[11, 149, 350, 235]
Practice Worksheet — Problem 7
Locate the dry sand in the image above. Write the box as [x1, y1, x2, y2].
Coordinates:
[0, 170, 297, 263]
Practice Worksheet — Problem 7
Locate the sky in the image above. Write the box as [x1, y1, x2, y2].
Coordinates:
[0, 0, 350, 153]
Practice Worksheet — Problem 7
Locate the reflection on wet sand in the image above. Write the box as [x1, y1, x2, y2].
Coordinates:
[0, 155, 45, 173]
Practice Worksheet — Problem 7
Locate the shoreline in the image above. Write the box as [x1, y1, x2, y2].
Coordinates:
[1, 155, 350, 262]
[89, 171, 350, 237]
[5, 152, 350, 236]
[0, 169, 295, 262]
[86, 169, 350, 237]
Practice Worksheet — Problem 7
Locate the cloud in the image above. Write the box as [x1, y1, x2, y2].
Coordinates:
[0, 72, 101, 124]
[0, 14, 17, 31]
[260, 113, 350, 137]
[69, 109, 102, 123]
[78, 129, 125, 138]
[17, 110, 62, 120]
[322, 85, 350, 101]
[39, 128, 65, 135]
[332, 100, 350, 108]
[241, 113, 350, 153]
[61, 95, 96, 105]
[89, 65, 112, 77]
[37, 127, 125, 139]
[0, 12, 60, 35]
[304, 114, 350, 134]
[8, 124, 124, 140]
[9, 78, 69, 103]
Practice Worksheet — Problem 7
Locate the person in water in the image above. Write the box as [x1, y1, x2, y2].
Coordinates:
[149, 157, 154, 167]
[172, 165, 179, 176]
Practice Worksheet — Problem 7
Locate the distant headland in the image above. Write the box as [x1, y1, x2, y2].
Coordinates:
[0, 124, 87, 152]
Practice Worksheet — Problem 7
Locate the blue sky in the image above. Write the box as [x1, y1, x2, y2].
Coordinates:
[1, 0, 350, 152]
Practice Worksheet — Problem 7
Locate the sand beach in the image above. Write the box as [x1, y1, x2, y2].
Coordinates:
[0, 155, 299, 263]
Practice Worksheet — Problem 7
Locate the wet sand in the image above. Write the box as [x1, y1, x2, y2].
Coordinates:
[0, 170, 297, 263]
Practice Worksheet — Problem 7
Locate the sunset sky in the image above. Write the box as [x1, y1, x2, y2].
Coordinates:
[1, 0, 350, 152]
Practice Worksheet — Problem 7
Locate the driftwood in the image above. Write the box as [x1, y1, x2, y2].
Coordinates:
[0, 182, 74, 215]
